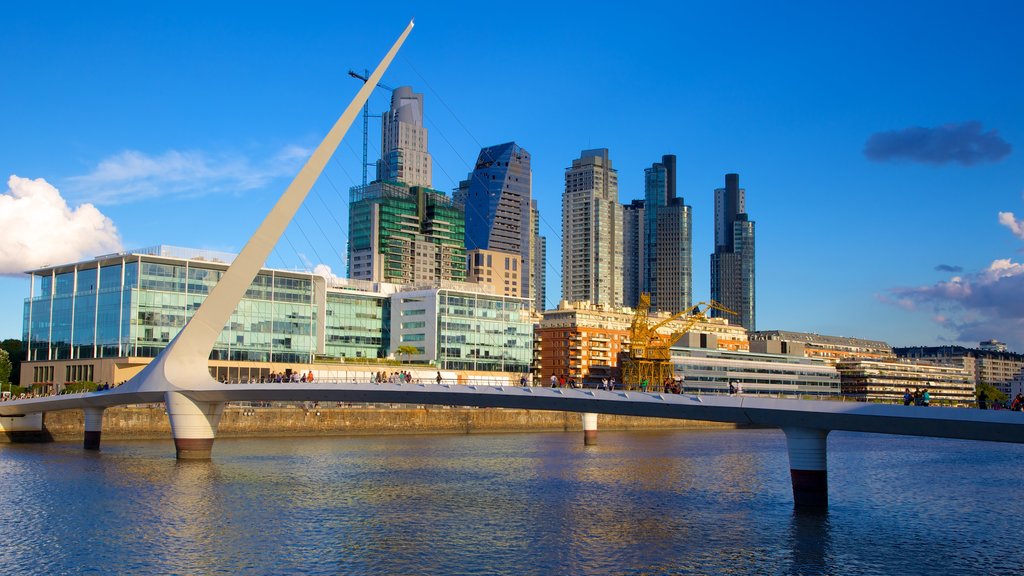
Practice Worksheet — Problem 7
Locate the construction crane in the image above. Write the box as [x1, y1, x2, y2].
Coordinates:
[347, 69, 395, 186]
[621, 294, 736, 390]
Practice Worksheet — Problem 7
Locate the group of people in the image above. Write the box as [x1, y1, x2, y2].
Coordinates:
[549, 374, 579, 388]
[244, 370, 314, 384]
[547, 374, 619, 389]
[377, 371, 415, 384]
[903, 388, 931, 406]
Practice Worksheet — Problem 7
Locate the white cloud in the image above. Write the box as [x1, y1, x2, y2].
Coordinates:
[999, 211, 1024, 240]
[65, 145, 311, 205]
[0, 175, 123, 275]
[888, 258, 1024, 350]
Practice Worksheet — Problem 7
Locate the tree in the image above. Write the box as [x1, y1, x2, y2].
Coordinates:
[0, 348, 11, 390]
[0, 339, 21, 386]
[976, 381, 1007, 404]
[396, 345, 419, 364]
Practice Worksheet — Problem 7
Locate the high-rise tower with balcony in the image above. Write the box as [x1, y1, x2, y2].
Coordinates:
[562, 149, 623, 306]
[622, 199, 645, 308]
[710, 173, 755, 330]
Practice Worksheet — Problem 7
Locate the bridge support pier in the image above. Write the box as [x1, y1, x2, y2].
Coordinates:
[83, 407, 104, 450]
[582, 412, 598, 446]
[165, 392, 224, 460]
[783, 427, 829, 508]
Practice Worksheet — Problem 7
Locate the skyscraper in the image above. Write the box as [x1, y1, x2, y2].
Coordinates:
[622, 199, 645, 308]
[639, 154, 691, 312]
[562, 149, 623, 306]
[655, 197, 692, 313]
[711, 173, 755, 330]
[348, 85, 465, 285]
[460, 143, 536, 306]
[531, 199, 547, 311]
[377, 86, 432, 188]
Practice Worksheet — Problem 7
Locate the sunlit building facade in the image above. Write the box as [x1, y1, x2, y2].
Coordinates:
[836, 359, 974, 404]
[391, 285, 533, 373]
[21, 246, 526, 389]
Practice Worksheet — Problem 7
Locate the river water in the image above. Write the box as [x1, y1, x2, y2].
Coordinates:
[0, 428, 1021, 575]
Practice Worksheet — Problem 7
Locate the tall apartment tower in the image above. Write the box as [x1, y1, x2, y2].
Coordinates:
[622, 199, 646, 308]
[640, 154, 691, 312]
[710, 173, 755, 330]
[562, 148, 623, 306]
[531, 199, 547, 311]
[377, 86, 432, 188]
[461, 142, 537, 306]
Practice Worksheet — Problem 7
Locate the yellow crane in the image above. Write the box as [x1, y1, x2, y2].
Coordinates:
[622, 294, 735, 390]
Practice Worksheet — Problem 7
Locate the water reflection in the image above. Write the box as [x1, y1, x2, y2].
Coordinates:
[787, 509, 832, 575]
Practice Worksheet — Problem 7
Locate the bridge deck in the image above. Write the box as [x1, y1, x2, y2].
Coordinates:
[3, 382, 1023, 443]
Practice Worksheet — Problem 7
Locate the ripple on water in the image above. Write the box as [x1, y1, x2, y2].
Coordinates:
[1, 430, 1022, 575]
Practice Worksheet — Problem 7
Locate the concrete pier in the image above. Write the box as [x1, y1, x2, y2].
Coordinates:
[165, 392, 224, 459]
[784, 427, 829, 507]
[83, 407, 104, 450]
[582, 412, 598, 445]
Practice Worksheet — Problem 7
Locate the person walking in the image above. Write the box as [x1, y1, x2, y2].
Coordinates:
[978, 388, 989, 410]
[436, 371, 443, 385]
[550, 374, 557, 388]
[922, 389, 931, 407]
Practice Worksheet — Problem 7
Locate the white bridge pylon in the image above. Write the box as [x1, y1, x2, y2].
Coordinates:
[112, 19, 416, 458]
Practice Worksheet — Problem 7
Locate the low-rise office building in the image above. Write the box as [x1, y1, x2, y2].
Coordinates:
[894, 344, 1024, 397]
[671, 347, 840, 396]
[835, 358, 973, 405]
[20, 246, 530, 390]
[750, 330, 894, 364]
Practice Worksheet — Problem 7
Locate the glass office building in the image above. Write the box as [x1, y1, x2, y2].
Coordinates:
[392, 286, 533, 374]
[21, 246, 528, 388]
[24, 247, 320, 364]
[348, 181, 466, 285]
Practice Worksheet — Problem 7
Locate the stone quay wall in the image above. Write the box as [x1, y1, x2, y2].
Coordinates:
[36, 405, 737, 442]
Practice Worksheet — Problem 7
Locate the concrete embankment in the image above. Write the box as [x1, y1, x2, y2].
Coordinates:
[35, 406, 738, 442]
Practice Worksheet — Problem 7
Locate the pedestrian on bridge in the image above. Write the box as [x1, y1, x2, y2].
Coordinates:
[978, 389, 989, 410]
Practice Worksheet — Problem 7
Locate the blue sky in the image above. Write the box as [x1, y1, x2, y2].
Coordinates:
[2, 1, 1023, 350]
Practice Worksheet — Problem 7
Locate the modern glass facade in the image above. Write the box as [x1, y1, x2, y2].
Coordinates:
[710, 173, 756, 330]
[348, 181, 466, 285]
[461, 142, 536, 306]
[392, 287, 533, 374]
[324, 290, 389, 359]
[24, 248, 319, 364]
[23, 247, 527, 376]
